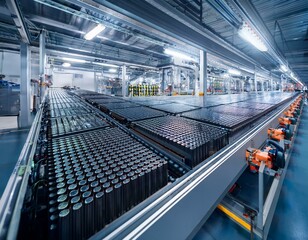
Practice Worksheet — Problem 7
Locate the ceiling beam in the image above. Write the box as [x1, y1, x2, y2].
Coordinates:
[34, 0, 170, 47]
[5, 0, 31, 43]
[97, 0, 267, 70]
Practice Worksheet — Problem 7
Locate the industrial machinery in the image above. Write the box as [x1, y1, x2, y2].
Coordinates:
[0, 89, 302, 240]
[267, 127, 292, 142]
[246, 140, 285, 173]
[217, 95, 303, 240]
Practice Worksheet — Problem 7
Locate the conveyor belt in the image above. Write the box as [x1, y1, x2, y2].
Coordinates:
[0, 89, 298, 240]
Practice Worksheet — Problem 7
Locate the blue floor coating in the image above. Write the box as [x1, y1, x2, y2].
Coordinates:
[268, 106, 308, 240]
[194, 106, 308, 240]
[0, 128, 29, 198]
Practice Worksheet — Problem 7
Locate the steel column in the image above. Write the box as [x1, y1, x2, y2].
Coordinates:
[19, 43, 31, 128]
[270, 73, 273, 91]
[39, 30, 46, 101]
[200, 49, 207, 99]
[122, 65, 127, 97]
[254, 70, 258, 94]
[258, 161, 265, 229]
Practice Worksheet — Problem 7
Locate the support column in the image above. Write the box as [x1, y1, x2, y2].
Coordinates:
[228, 78, 231, 95]
[270, 72, 273, 91]
[39, 30, 46, 102]
[19, 43, 31, 128]
[199, 49, 207, 99]
[280, 74, 284, 92]
[122, 65, 127, 97]
[254, 70, 258, 94]
[161, 69, 165, 95]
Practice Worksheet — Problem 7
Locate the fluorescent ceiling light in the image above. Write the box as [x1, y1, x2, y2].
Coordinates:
[68, 47, 91, 53]
[238, 22, 268, 52]
[280, 65, 288, 72]
[109, 68, 117, 73]
[164, 48, 194, 61]
[93, 62, 118, 68]
[222, 73, 230, 78]
[62, 57, 86, 63]
[62, 62, 71, 67]
[228, 69, 241, 75]
[84, 24, 106, 40]
[290, 72, 294, 78]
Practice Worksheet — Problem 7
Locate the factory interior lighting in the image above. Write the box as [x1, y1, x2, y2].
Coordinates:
[164, 48, 194, 61]
[62, 57, 86, 63]
[280, 65, 288, 72]
[93, 62, 118, 68]
[238, 22, 268, 52]
[62, 62, 71, 67]
[109, 68, 117, 73]
[84, 24, 106, 40]
[228, 69, 241, 75]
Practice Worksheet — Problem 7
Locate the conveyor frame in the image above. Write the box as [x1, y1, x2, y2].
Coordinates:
[91, 97, 297, 240]
[0, 92, 298, 240]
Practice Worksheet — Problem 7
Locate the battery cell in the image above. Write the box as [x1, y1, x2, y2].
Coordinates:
[47, 127, 168, 239]
[132, 116, 229, 167]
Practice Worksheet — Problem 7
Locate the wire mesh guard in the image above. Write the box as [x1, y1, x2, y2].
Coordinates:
[47, 128, 168, 240]
[133, 116, 229, 167]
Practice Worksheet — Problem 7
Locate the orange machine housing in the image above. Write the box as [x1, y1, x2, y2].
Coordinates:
[246, 147, 274, 172]
[267, 128, 285, 141]
[278, 117, 292, 127]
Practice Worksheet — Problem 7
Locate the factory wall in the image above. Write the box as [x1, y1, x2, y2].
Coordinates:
[52, 69, 95, 91]
[0, 51, 41, 82]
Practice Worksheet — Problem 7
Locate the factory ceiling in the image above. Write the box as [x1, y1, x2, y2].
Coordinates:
[0, 0, 307, 85]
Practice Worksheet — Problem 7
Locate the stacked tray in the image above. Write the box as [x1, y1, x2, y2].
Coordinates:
[132, 116, 229, 167]
[98, 102, 140, 112]
[208, 105, 261, 117]
[111, 107, 167, 123]
[149, 103, 200, 114]
[229, 102, 274, 111]
[49, 114, 110, 138]
[181, 108, 251, 129]
[47, 128, 168, 239]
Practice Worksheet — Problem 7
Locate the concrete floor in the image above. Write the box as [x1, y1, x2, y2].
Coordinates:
[194, 105, 308, 240]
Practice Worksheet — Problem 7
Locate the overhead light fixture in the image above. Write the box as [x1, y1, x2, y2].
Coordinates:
[93, 62, 118, 68]
[109, 68, 117, 73]
[62, 57, 86, 63]
[222, 73, 230, 78]
[62, 62, 71, 67]
[68, 47, 91, 53]
[228, 69, 241, 76]
[280, 65, 288, 72]
[164, 48, 195, 61]
[238, 22, 268, 52]
[84, 24, 106, 40]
